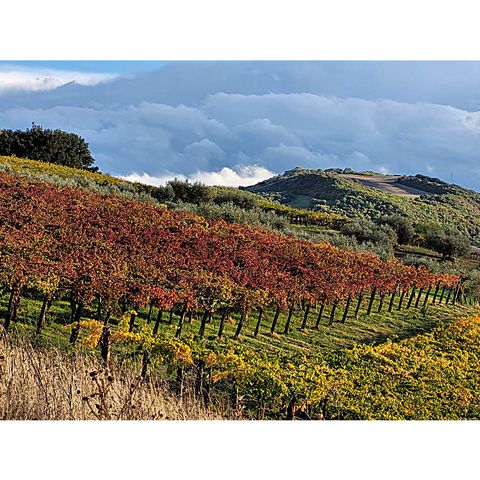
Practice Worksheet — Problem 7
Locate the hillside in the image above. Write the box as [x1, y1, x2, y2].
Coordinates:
[244, 167, 480, 244]
[0, 155, 348, 232]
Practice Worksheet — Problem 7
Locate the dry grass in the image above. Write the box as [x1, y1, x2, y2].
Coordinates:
[0, 334, 226, 420]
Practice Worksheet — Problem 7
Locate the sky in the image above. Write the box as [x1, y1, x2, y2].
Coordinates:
[1, 61, 480, 189]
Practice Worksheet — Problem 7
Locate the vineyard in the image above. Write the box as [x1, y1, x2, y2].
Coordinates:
[0, 170, 461, 336]
[0, 167, 477, 419]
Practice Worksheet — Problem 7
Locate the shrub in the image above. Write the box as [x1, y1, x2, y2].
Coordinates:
[212, 188, 257, 209]
[174, 202, 287, 230]
[166, 179, 213, 204]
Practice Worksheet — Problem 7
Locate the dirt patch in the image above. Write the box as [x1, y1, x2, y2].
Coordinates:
[341, 174, 431, 199]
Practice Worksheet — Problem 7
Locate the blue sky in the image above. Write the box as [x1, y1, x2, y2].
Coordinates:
[0, 61, 167, 74]
[1, 61, 480, 189]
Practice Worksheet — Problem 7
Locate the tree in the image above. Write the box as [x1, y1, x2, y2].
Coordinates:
[378, 215, 414, 245]
[340, 218, 397, 248]
[0, 123, 95, 170]
[425, 227, 470, 260]
[213, 188, 257, 209]
[166, 179, 212, 204]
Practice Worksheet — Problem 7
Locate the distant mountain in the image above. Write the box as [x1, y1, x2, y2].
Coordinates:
[244, 167, 480, 243]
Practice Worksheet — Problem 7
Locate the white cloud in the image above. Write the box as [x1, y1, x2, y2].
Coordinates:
[120, 165, 275, 187]
[119, 171, 187, 186]
[191, 165, 275, 186]
[0, 67, 116, 95]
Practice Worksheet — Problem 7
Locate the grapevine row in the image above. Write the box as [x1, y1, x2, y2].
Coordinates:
[0, 171, 460, 340]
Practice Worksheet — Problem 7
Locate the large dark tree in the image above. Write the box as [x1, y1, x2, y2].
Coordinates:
[0, 123, 96, 170]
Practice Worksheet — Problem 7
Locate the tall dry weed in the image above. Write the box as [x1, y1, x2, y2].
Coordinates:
[0, 334, 226, 420]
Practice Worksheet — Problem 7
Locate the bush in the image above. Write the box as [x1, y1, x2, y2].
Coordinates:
[212, 188, 257, 209]
[173, 201, 287, 230]
[152, 183, 176, 202]
[289, 229, 394, 260]
[462, 269, 480, 300]
[402, 255, 443, 272]
[166, 179, 213, 204]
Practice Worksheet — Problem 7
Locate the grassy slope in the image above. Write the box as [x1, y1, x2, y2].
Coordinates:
[245, 168, 480, 243]
[0, 155, 164, 204]
[0, 155, 130, 186]
[3, 301, 479, 420]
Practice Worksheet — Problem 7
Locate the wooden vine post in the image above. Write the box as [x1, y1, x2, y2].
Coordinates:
[341, 296, 351, 323]
[366, 287, 376, 316]
[315, 303, 325, 329]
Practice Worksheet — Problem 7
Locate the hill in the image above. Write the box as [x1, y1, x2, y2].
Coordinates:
[244, 167, 480, 244]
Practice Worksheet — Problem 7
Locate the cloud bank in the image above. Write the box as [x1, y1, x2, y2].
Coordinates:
[1, 62, 480, 189]
[121, 165, 275, 187]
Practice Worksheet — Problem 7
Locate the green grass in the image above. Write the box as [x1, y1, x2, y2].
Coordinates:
[395, 244, 441, 258]
[3, 290, 476, 358]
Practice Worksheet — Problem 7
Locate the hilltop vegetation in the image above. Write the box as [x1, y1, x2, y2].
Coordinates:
[245, 167, 480, 244]
[0, 155, 344, 233]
